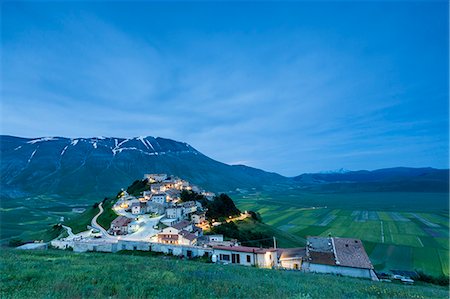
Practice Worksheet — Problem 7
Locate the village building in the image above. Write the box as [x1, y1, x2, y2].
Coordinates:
[144, 174, 167, 183]
[165, 189, 181, 202]
[131, 202, 146, 215]
[303, 236, 378, 280]
[150, 183, 163, 193]
[156, 221, 197, 246]
[191, 211, 206, 224]
[166, 206, 184, 221]
[146, 201, 165, 215]
[172, 220, 193, 232]
[277, 247, 306, 270]
[182, 201, 197, 215]
[127, 220, 142, 234]
[212, 245, 277, 268]
[110, 216, 132, 235]
[143, 191, 152, 200]
[151, 193, 167, 205]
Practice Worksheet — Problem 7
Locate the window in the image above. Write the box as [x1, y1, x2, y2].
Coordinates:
[220, 254, 230, 261]
[246, 255, 251, 263]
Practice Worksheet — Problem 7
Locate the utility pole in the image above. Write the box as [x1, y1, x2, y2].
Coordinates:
[273, 236, 277, 249]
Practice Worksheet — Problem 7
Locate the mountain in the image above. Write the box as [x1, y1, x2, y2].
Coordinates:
[294, 167, 449, 192]
[0, 135, 287, 198]
[1, 135, 448, 199]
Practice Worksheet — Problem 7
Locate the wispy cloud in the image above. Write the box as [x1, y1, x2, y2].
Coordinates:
[1, 2, 448, 175]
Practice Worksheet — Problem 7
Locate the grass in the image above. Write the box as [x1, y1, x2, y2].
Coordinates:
[1, 249, 448, 299]
[232, 218, 306, 248]
[63, 206, 99, 234]
[96, 198, 118, 230]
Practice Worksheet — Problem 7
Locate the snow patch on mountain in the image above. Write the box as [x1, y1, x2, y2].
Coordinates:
[27, 137, 57, 144]
[28, 149, 37, 163]
[138, 136, 149, 150]
[60, 145, 69, 156]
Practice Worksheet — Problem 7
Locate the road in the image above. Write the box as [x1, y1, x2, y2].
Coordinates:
[91, 202, 115, 239]
[62, 225, 75, 238]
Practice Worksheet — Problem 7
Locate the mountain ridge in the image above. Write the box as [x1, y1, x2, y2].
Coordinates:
[0, 135, 286, 198]
[1, 135, 448, 198]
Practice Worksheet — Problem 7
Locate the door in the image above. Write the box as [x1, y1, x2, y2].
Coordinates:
[231, 253, 240, 264]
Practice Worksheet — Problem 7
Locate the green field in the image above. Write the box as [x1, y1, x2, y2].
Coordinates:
[0, 195, 97, 243]
[233, 191, 449, 277]
[1, 249, 448, 298]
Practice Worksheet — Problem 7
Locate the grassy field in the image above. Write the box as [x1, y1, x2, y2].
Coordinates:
[233, 191, 449, 277]
[0, 194, 97, 243]
[1, 249, 448, 298]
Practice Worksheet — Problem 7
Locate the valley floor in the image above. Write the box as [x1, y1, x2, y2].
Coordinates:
[1, 249, 448, 299]
[234, 191, 450, 277]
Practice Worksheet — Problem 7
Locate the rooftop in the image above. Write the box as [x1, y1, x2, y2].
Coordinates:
[308, 251, 336, 266]
[278, 247, 306, 260]
[213, 245, 277, 254]
[172, 220, 191, 230]
[333, 237, 374, 269]
[179, 230, 197, 241]
[111, 216, 132, 227]
[307, 236, 333, 253]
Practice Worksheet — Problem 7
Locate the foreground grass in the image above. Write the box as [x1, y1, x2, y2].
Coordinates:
[1, 249, 448, 298]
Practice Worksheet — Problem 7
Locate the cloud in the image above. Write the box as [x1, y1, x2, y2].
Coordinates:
[1, 2, 448, 175]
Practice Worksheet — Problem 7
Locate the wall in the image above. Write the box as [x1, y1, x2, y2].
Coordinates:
[280, 258, 302, 270]
[213, 249, 255, 266]
[255, 251, 277, 268]
[308, 263, 372, 279]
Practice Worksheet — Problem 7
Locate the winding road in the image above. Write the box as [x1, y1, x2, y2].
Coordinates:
[62, 225, 75, 238]
[91, 202, 114, 239]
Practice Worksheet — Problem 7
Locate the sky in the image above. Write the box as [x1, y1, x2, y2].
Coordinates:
[1, 1, 448, 176]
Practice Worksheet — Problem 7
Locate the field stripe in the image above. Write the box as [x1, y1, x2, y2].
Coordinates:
[417, 237, 424, 247]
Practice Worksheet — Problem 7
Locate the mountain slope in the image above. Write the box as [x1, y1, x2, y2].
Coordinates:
[0, 135, 287, 198]
[294, 167, 449, 192]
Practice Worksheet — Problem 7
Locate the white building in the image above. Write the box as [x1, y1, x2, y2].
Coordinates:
[277, 248, 306, 270]
[166, 206, 184, 221]
[157, 224, 197, 246]
[151, 193, 167, 205]
[303, 236, 378, 280]
[146, 202, 165, 215]
[127, 221, 141, 234]
[143, 191, 152, 200]
[145, 174, 167, 183]
[212, 245, 277, 268]
[131, 202, 145, 215]
[191, 211, 206, 224]
[182, 201, 197, 215]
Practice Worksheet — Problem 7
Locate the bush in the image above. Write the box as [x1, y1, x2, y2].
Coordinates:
[416, 271, 449, 286]
[126, 179, 150, 196]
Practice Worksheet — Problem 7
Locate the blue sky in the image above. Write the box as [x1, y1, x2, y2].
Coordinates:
[1, 1, 448, 175]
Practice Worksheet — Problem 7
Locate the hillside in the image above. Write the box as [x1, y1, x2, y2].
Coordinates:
[294, 167, 449, 193]
[0, 135, 286, 197]
[1, 249, 447, 298]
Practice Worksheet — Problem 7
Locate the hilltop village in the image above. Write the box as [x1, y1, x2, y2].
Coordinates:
[45, 174, 380, 281]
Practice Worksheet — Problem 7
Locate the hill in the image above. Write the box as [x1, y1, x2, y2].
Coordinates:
[0, 135, 286, 198]
[1, 249, 448, 298]
[294, 167, 449, 193]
